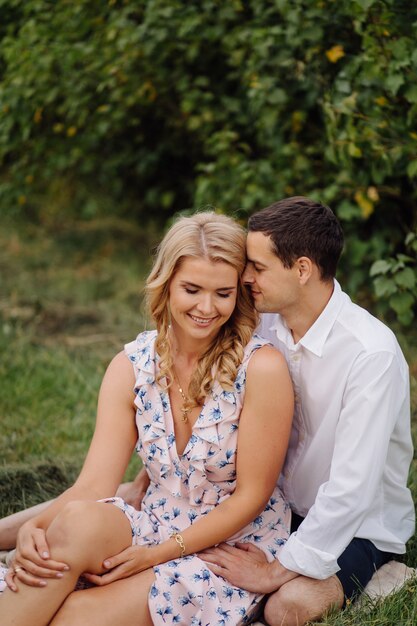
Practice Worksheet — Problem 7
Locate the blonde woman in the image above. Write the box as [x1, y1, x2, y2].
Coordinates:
[1, 212, 293, 626]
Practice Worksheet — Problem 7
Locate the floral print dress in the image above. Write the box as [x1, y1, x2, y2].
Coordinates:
[0, 563, 6, 592]
[0, 330, 291, 625]
[106, 330, 290, 625]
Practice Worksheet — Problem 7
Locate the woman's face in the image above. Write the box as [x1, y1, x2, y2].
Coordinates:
[168, 256, 238, 345]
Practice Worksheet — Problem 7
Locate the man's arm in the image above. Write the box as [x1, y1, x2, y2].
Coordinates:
[204, 349, 412, 591]
[115, 467, 150, 509]
[279, 350, 412, 579]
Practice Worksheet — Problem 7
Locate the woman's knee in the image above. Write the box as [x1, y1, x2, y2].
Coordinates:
[46, 501, 102, 555]
[46, 500, 131, 571]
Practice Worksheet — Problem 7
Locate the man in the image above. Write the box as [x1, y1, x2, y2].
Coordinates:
[1, 197, 414, 626]
[202, 196, 415, 625]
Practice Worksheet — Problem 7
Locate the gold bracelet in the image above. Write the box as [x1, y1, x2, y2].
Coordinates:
[171, 532, 186, 557]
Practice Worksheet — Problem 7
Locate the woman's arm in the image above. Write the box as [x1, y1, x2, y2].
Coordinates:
[158, 345, 293, 556]
[13, 350, 138, 574]
[94, 345, 294, 582]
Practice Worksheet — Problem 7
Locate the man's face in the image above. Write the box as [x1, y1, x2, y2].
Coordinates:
[243, 231, 300, 314]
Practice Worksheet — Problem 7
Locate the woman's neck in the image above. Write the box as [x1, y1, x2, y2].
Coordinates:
[168, 326, 208, 367]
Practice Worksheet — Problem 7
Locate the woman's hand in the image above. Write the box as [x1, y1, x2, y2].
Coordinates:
[6, 523, 69, 591]
[82, 545, 153, 586]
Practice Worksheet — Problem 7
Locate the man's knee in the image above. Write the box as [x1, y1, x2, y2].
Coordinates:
[264, 575, 344, 626]
[264, 584, 301, 626]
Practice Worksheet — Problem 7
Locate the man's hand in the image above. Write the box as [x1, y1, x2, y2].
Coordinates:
[116, 468, 150, 510]
[201, 542, 298, 594]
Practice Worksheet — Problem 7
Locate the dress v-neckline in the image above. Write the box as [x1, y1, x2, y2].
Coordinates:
[165, 388, 206, 460]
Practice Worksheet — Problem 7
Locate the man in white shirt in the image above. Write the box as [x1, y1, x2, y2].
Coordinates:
[202, 196, 415, 625]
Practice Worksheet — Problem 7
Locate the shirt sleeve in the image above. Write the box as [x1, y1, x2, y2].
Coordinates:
[278, 350, 410, 579]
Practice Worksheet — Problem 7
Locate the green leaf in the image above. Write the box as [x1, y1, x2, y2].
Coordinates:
[389, 291, 415, 315]
[385, 74, 404, 95]
[404, 234, 417, 253]
[268, 88, 287, 105]
[353, 0, 377, 10]
[394, 268, 416, 290]
[397, 310, 414, 326]
[348, 143, 362, 158]
[407, 161, 417, 178]
[391, 37, 410, 61]
[391, 259, 406, 272]
[396, 254, 414, 263]
[373, 275, 397, 298]
[405, 85, 417, 104]
[405, 233, 416, 246]
[370, 260, 392, 276]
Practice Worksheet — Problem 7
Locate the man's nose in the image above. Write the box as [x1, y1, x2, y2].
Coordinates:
[243, 265, 254, 284]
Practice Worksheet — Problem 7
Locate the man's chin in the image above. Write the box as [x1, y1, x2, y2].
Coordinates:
[253, 302, 268, 313]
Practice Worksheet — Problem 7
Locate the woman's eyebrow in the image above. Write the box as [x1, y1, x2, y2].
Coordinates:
[180, 280, 236, 290]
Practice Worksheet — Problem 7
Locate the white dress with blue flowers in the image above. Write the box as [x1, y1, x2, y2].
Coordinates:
[0, 565, 6, 592]
[106, 330, 290, 625]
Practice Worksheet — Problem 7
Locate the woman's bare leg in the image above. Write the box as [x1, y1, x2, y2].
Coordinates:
[50, 568, 155, 626]
[0, 483, 133, 550]
[0, 500, 132, 626]
[0, 502, 54, 550]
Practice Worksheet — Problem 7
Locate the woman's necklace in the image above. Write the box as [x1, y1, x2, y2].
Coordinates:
[172, 368, 190, 423]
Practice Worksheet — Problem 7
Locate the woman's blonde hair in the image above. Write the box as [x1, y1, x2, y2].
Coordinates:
[146, 211, 258, 406]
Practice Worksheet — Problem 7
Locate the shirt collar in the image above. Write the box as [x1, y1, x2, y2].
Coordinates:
[269, 280, 346, 357]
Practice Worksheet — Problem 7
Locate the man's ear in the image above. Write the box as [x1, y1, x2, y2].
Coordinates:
[295, 256, 313, 284]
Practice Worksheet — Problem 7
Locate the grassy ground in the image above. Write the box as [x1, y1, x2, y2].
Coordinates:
[0, 216, 156, 509]
[0, 217, 416, 623]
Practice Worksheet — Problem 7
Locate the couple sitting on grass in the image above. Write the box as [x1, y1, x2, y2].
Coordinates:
[0, 197, 414, 626]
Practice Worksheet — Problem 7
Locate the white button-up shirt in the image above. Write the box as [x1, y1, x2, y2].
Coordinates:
[259, 280, 415, 579]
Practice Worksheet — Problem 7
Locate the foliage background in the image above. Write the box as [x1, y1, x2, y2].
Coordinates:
[0, 0, 416, 323]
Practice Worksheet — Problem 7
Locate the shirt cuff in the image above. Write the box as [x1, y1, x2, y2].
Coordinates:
[278, 533, 340, 580]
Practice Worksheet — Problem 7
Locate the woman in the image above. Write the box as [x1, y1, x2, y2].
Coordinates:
[1, 212, 293, 625]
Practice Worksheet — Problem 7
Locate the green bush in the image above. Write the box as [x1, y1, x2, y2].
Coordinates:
[0, 0, 416, 322]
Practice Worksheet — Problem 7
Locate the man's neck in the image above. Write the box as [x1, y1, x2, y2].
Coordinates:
[284, 280, 334, 344]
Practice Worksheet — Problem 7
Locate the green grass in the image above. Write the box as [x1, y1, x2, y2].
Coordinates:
[0, 217, 416, 624]
[0, 216, 157, 482]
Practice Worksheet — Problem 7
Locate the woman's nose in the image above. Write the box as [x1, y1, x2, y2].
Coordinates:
[196, 293, 214, 314]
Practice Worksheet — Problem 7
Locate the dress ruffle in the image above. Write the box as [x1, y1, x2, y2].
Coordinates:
[0, 564, 7, 593]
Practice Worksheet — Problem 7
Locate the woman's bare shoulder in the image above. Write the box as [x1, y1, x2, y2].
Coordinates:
[101, 349, 136, 388]
[247, 343, 288, 376]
